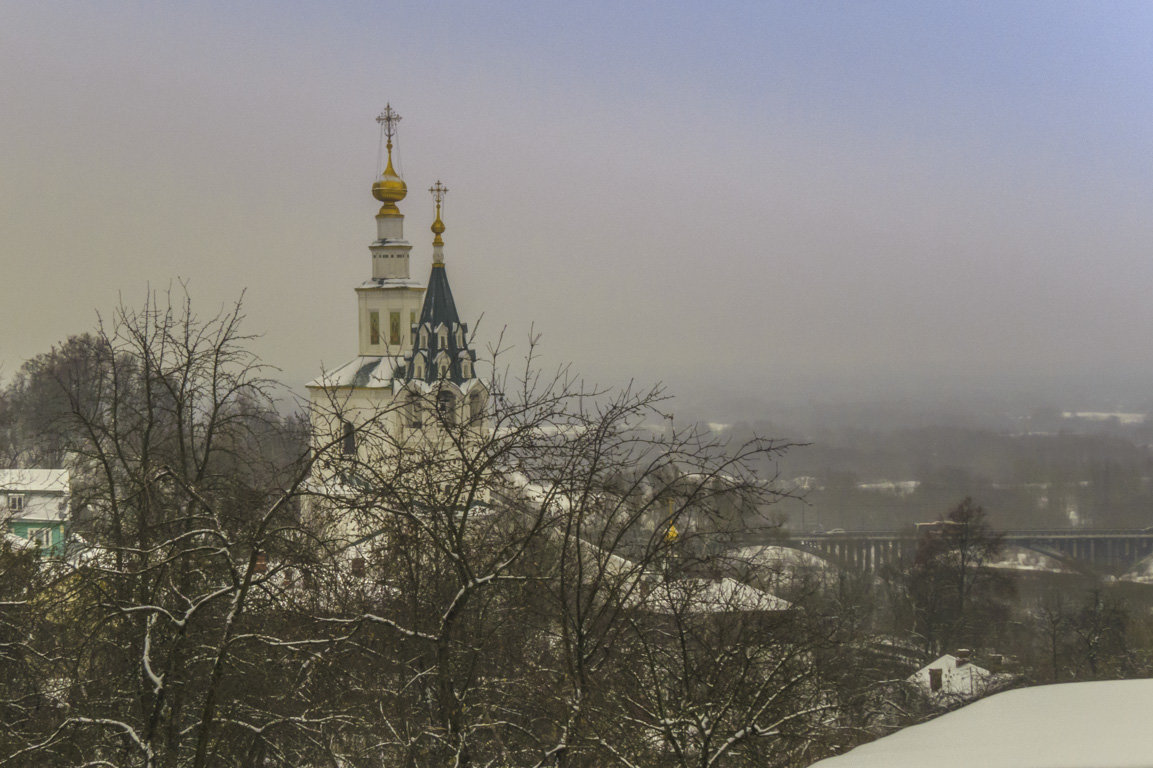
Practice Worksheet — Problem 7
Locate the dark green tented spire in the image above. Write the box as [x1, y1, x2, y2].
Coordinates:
[400, 182, 477, 385]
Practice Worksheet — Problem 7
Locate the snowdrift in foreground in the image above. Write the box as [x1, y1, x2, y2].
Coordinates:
[807, 679, 1153, 768]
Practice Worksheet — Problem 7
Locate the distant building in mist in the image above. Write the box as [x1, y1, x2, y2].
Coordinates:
[1, 468, 69, 555]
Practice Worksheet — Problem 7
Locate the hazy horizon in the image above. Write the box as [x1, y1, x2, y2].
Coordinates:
[5, 2, 1153, 424]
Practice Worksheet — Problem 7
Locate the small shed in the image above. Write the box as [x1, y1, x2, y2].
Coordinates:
[907, 651, 995, 703]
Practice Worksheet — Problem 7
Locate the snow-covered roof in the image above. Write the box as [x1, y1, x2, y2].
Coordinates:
[727, 544, 832, 571]
[0, 469, 69, 494]
[355, 277, 425, 290]
[307, 356, 404, 389]
[4, 531, 35, 550]
[640, 577, 790, 614]
[807, 679, 1153, 768]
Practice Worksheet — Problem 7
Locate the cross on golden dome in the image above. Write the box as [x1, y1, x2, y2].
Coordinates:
[429, 180, 448, 206]
[372, 105, 407, 215]
[375, 104, 401, 148]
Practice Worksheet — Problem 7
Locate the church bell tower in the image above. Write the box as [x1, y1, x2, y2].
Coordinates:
[307, 106, 488, 466]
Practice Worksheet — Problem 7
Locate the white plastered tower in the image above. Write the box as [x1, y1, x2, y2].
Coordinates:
[306, 107, 488, 484]
[306, 105, 423, 467]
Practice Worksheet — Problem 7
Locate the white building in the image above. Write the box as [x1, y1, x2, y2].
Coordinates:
[0, 469, 69, 554]
[307, 107, 488, 465]
[305, 108, 489, 547]
[907, 651, 997, 704]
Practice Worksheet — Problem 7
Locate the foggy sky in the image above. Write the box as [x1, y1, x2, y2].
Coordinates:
[4, 2, 1153, 420]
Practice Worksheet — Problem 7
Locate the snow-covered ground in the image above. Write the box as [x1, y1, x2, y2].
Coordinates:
[986, 545, 1077, 573]
[807, 679, 1153, 768]
[1062, 411, 1146, 425]
[1121, 554, 1153, 584]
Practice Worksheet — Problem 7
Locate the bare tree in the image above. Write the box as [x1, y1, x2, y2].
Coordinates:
[300, 332, 822, 768]
[0, 288, 349, 767]
[902, 498, 1013, 655]
[4, 306, 876, 768]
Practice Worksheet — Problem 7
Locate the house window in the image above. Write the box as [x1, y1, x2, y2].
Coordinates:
[29, 527, 51, 548]
[437, 391, 456, 425]
[929, 668, 943, 692]
[342, 420, 356, 455]
[7, 494, 25, 513]
[369, 311, 380, 345]
[389, 311, 401, 345]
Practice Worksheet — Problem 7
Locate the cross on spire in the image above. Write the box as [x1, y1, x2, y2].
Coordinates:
[376, 104, 402, 148]
[429, 180, 448, 250]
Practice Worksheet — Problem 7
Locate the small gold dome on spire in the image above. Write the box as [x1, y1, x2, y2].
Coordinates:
[372, 105, 407, 216]
[429, 180, 448, 249]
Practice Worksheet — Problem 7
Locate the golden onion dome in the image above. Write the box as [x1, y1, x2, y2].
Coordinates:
[372, 156, 407, 215]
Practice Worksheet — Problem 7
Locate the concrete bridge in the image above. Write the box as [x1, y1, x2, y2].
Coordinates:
[764, 528, 1153, 573]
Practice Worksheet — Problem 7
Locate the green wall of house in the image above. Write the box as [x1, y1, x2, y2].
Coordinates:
[8, 520, 65, 555]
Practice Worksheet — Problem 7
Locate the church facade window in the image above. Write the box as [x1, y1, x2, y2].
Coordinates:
[437, 390, 456, 425]
[438, 357, 450, 379]
[341, 420, 356, 455]
[437, 324, 448, 349]
[469, 391, 484, 421]
[461, 358, 472, 379]
[369, 311, 380, 345]
[390, 311, 401, 345]
[407, 392, 422, 427]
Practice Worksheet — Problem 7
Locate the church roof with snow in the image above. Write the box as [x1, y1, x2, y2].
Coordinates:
[307, 355, 405, 390]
